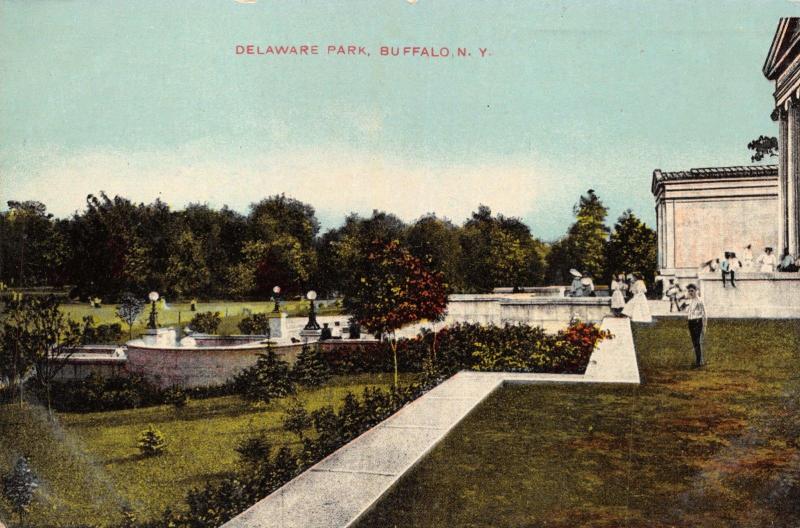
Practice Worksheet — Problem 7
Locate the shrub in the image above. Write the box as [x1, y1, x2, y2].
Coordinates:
[81, 315, 124, 344]
[291, 344, 331, 387]
[234, 348, 295, 404]
[189, 311, 222, 334]
[238, 313, 271, 336]
[235, 436, 271, 467]
[164, 386, 190, 409]
[138, 425, 167, 456]
[2, 456, 38, 522]
[282, 400, 312, 440]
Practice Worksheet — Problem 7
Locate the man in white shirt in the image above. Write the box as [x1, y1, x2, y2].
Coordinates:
[685, 284, 707, 367]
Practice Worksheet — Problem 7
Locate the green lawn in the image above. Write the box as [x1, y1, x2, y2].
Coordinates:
[356, 319, 800, 528]
[60, 299, 343, 342]
[0, 373, 415, 527]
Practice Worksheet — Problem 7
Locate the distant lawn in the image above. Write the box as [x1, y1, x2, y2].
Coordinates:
[357, 319, 800, 527]
[0, 373, 416, 527]
[59, 299, 343, 342]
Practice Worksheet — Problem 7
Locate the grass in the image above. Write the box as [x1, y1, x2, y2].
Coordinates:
[356, 319, 800, 528]
[0, 373, 417, 527]
[60, 299, 343, 342]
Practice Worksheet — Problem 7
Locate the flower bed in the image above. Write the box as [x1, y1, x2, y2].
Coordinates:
[320, 321, 612, 376]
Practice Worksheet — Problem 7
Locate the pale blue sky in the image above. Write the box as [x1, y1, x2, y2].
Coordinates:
[1, 1, 797, 239]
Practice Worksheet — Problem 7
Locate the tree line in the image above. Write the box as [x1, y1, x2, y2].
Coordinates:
[0, 189, 657, 300]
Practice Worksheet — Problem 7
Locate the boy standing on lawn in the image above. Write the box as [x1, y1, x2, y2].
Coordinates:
[685, 284, 707, 367]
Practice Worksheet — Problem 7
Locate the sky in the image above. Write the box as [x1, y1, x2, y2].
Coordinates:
[1, 0, 798, 240]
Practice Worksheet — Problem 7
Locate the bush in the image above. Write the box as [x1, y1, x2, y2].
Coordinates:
[2, 455, 38, 522]
[189, 311, 222, 334]
[235, 436, 272, 467]
[164, 386, 190, 409]
[234, 348, 295, 404]
[82, 315, 123, 344]
[138, 425, 167, 456]
[238, 313, 271, 336]
[291, 344, 331, 387]
[45, 374, 158, 412]
[282, 400, 312, 440]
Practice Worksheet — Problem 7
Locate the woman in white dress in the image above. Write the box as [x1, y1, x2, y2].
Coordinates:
[742, 244, 754, 270]
[756, 247, 778, 272]
[622, 274, 652, 323]
[610, 273, 626, 316]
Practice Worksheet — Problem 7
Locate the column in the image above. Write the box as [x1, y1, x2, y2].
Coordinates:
[778, 108, 788, 255]
[789, 101, 799, 256]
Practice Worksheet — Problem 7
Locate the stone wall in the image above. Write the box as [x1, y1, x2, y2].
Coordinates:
[54, 359, 127, 381]
[125, 341, 304, 388]
[697, 272, 800, 318]
[446, 294, 610, 332]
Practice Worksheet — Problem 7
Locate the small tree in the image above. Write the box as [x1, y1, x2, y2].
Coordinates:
[3, 296, 83, 416]
[116, 293, 144, 340]
[138, 424, 167, 456]
[282, 400, 312, 440]
[291, 344, 331, 387]
[2, 455, 38, 524]
[344, 240, 448, 386]
[235, 348, 296, 404]
[189, 311, 222, 334]
[238, 313, 271, 335]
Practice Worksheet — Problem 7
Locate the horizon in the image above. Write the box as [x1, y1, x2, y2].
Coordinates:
[1, 1, 795, 239]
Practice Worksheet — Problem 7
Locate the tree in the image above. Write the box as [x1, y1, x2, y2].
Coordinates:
[1, 201, 67, 288]
[315, 210, 407, 298]
[604, 210, 657, 285]
[138, 425, 167, 456]
[234, 348, 296, 404]
[2, 455, 38, 524]
[748, 135, 778, 162]
[344, 240, 448, 386]
[165, 229, 211, 298]
[116, 292, 144, 340]
[189, 311, 222, 334]
[459, 206, 544, 291]
[405, 214, 465, 291]
[3, 296, 83, 415]
[291, 344, 331, 387]
[0, 302, 35, 405]
[546, 190, 609, 282]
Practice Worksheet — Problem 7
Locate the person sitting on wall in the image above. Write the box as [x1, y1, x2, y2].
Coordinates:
[721, 251, 741, 288]
[580, 273, 595, 297]
[778, 248, 798, 272]
[757, 247, 778, 272]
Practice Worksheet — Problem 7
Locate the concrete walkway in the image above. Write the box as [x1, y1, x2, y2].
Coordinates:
[223, 317, 639, 528]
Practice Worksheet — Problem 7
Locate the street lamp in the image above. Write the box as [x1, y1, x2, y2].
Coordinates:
[147, 291, 159, 329]
[272, 285, 281, 313]
[303, 289, 320, 331]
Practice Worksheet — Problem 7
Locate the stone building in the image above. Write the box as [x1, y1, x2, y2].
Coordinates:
[764, 17, 800, 258]
[651, 165, 778, 279]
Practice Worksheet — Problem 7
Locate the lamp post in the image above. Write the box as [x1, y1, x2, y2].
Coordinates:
[272, 285, 281, 313]
[303, 290, 320, 332]
[147, 291, 159, 329]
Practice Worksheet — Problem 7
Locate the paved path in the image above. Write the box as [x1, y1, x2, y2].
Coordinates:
[223, 317, 639, 528]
